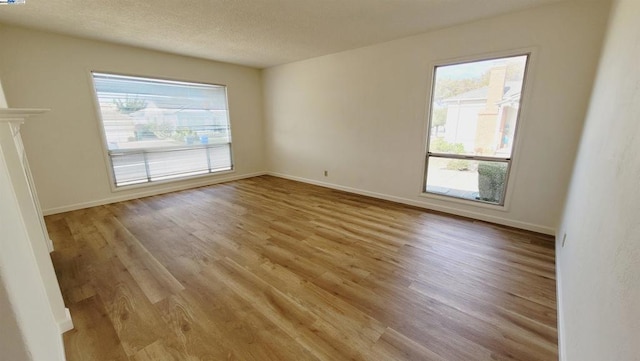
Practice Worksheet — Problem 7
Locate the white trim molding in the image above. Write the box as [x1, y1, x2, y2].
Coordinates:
[268, 172, 555, 235]
[0, 107, 70, 360]
[43, 171, 268, 215]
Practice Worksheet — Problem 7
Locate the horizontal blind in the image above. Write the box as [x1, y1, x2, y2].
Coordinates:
[92, 72, 233, 186]
[110, 152, 147, 185]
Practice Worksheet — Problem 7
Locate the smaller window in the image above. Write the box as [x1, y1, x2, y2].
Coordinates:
[424, 54, 529, 205]
[91, 73, 233, 187]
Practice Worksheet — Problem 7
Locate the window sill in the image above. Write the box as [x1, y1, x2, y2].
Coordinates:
[110, 168, 235, 193]
[419, 191, 510, 213]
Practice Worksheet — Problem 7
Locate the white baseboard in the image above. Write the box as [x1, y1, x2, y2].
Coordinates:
[56, 308, 73, 360]
[267, 172, 555, 235]
[43, 170, 554, 235]
[58, 307, 73, 333]
[43, 171, 267, 215]
[556, 238, 567, 361]
[57, 324, 68, 361]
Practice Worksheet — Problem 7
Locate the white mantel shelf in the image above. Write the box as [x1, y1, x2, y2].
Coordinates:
[0, 108, 50, 122]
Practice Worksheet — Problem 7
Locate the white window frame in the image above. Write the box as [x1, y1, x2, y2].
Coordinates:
[90, 72, 234, 190]
[422, 51, 532, 207]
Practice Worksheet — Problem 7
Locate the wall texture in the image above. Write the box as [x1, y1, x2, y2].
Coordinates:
[263, 0, 610, 234]
[0, 25, 265, 214]
[557, 0, 640, 359]
[0, 275, 30, 361]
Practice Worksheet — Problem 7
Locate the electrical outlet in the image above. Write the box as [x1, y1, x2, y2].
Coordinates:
[561, 233, 567, 247]
[323, 170, 328, 177]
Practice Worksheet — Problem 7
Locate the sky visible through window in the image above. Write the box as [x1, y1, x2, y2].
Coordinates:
[436, 58, 505, 80]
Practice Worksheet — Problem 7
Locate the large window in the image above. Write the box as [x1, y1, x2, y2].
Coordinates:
[424, 54, 529, 205]
[92, 73, 233, 187]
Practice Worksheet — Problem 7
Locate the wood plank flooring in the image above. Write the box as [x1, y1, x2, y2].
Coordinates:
[46, 175, 557, 361]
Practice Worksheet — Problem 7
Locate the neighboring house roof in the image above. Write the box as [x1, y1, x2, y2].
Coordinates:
[442, 81, 522, 103]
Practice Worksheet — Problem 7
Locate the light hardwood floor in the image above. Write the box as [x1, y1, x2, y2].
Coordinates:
[46, 175, 557, 361]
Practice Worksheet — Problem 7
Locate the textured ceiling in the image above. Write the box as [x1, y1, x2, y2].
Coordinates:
[0, 0, 584, 68]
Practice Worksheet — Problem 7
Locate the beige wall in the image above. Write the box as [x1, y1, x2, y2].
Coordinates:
[263, 0, 610, 234]
[557, 0, 640, 359]
[0, 25, 265, 214]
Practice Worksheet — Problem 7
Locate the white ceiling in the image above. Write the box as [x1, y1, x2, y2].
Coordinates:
[0, 0, 585, 68]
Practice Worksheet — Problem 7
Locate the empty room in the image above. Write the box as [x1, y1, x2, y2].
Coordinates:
[0, 0, 637, 360]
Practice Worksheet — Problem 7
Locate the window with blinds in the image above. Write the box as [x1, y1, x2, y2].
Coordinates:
[91, 72, 233, 187]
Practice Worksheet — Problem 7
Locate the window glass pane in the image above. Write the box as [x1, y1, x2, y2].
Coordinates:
[147, 148, 209, 180]
[429, 55, 527, 158]
[111, 152, 148, 186]
[425, 54, 529, 205]
[426, 158, 508, 204]
[92, 72, 233, 187]
[208, 144, 232, 171]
